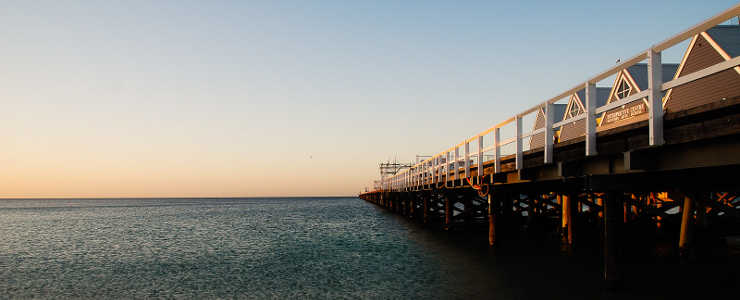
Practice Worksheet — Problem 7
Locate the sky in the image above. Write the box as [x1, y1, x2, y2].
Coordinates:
[0, 0, 737, 198]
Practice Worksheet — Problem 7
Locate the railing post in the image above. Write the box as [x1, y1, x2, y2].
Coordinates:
[585, 82, 597, 156]
[454, 147, 460, 185]
[544, 103, 554, 164]
[464, 142, 471, 178]
[430, 159, 434, 184]
[648, 48, 664, 146]
[436, 156, 442, 183]
[515, 116, 523, 170]
[411, 167, 415, 188]
[426, 160, 430, 185]
[415, 166, 419, 188]
[416, 166, 420, 188]
[494, 127, 501, 174]
[478, 136, 484, 181]
[445, 151, 450, 184]
[432, 157, 437, 184]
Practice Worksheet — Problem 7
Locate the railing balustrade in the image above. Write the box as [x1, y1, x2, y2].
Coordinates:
[377, 4, 740, 192]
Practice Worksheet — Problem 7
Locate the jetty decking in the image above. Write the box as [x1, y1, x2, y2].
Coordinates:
[359, 4, 740, 286]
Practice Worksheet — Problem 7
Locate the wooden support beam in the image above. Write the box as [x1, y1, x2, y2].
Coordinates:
[445, 195, 452, 228]
[679, 194, 695, 257]
[604, 192, 622, 287]
[409, 195, 414, 216]
[488, 193, 496, 247]
[464, 196, 473, 225]
[568, 193, 577, 246]
[561, 194, 569, 242]
[623, 148, 659, 171]
[423, 195, 429, 224]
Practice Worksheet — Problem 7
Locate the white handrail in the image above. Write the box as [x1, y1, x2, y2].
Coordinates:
[377, 3, 740, 192]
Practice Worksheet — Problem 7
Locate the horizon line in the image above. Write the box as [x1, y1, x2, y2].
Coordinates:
[0, 195, 358, 200]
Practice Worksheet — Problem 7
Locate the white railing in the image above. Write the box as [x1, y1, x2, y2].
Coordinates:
[377, 4, 740, 193]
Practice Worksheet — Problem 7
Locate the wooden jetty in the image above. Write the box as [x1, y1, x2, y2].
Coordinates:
[359, 4, 740, 286]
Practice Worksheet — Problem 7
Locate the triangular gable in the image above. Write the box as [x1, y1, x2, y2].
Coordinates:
[664, 24, 740, 112]
[529, 104, 566, 149]
[570, 87, 611, 118]
[598, 64, 678, 127]
[564, 94, 583, 120]
[557, 87, 610, 142]
[598, 69, 645, 127]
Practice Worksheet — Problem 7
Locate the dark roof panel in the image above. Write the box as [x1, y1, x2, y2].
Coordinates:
[575, 87, 610, 108]
[552, 104, 567, 123]
[626, 63, 679, 91]
[706, 25, 740, 57]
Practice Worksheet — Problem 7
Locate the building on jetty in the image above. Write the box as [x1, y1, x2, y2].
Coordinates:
[359, 7, 740, 287]
[528, 103, 566, 149]
[557, 87, 610, 143]
[664, 24, 740, 113]
[597, 63, 679, 131]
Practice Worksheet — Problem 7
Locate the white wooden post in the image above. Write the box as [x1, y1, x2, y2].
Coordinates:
[411, 167, 415, 188]
[445, 151, 450, 184]
[435, 156, 440, 183]
[544, 103, 554, 164]
[648, 49, 664, 146]
[494, 127, 501, 174]
[430, 159, 434, 184]
[478, 136, 484, 180]
[515, 116, 523, 170]
[416, 166, 420, 188]
[454, 147, 460, 185]
[585, 82, 597, 156]
[437, 155, 442, 182]
[464, 141, 470, 178]
[425, 161, 429, 185]
[431, 157, 436, 184]
[415, 167, 419, 188]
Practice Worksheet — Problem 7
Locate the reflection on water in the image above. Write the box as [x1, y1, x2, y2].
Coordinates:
[0, 198, 736, 299]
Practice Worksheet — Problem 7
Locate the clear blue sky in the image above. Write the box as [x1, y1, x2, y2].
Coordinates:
[0, 0, 737, 197]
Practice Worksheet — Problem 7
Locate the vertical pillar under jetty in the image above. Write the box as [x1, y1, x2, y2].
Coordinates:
[604, 191, 622, 288]
[561, 194, 569, 243]
[526, 193, 535, 226]
[568, 193, 577, 246]
[423, 194, 429, 224]
[445, 195, 452, 229]
[463, 194, 472, 226]
[488, 193, 496, 246]
[503, 192, 513, 239]
[679, 193, 694, 258]
[409, 194, 414, 217]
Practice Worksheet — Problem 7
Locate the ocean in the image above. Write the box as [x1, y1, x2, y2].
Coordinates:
[0, 197, 735, 299]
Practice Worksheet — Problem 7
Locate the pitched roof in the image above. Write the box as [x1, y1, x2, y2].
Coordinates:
[626, 63, 680, 91]
[706, 25, 740, 57]
[551, 104, 567, 123]
[575, 87, 611, 108]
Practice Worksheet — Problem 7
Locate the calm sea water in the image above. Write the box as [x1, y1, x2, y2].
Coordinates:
[0, 197, 735, 299]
